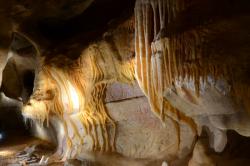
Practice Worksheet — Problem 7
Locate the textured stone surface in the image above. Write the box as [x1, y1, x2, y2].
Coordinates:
[0, 0, 250, 165]
[105, 82, 144, 103]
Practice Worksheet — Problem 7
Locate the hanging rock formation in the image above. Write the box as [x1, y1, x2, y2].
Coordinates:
[134, 0, 250, 164]
[0, 0, 250, 165]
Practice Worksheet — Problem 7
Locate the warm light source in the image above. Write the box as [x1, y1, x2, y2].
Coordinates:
[0, 150, 15, 157]
[68, 81, 80, 112]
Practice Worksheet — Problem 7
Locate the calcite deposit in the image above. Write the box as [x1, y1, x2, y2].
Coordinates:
[0, 0, 250, 165]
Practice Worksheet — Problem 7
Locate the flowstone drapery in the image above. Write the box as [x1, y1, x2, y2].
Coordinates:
[134, 0, 250, 157]
[22, 32, 135, 158]
[135, 0, 250, 122]
[135, 0, 228, 119]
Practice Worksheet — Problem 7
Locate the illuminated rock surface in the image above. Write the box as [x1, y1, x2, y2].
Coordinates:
[0, 0, 250, 165]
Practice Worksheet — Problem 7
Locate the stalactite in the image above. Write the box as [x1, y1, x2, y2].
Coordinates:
[135, 0, 236, 124]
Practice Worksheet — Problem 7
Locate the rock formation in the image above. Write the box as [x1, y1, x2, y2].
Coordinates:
[0, 0, 250, 165]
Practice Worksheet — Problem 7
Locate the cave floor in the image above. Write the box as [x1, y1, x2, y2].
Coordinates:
[1, 131, 250, 166]
[0, 132, 60, 166]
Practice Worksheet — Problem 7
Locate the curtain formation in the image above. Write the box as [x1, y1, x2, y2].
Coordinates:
[134, 0, 234, 122]
[22, 39, 135, 157]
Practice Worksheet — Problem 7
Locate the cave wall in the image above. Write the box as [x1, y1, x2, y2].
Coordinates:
[0, 0, 250, 165]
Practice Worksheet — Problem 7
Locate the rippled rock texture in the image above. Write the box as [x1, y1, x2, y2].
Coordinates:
[0, 0, 250, 165]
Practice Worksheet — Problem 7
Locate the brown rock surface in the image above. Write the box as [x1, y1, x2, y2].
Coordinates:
[0, 0, 250, 165]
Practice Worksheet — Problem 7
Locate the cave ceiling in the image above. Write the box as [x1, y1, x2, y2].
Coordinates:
[0, 0, 135, 57]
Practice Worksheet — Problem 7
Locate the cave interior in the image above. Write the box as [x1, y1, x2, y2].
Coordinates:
[0, 0, 250, 165]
